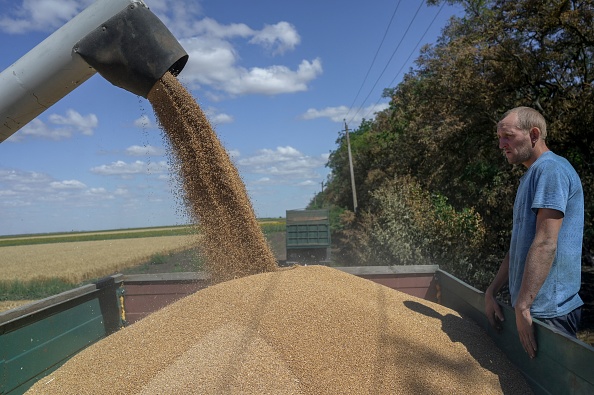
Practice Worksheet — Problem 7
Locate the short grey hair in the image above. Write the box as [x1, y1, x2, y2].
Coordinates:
[501, 106, 547, 140]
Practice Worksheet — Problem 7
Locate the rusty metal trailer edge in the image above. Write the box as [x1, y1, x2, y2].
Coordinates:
[1, 266, 593, 395]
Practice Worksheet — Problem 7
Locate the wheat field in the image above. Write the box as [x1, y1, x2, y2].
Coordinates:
[0, 235, 199, 283]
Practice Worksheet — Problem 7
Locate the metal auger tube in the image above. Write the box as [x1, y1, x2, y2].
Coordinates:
[0, 0, 188, 143]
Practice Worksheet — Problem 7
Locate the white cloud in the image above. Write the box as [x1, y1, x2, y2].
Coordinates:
[0, 165, 181, 234]
[178, 36, 238, 88]
[9, 109, 98, 142]
[237, 146, 327, 180]
[125, 145, 165, 157]
[0, 168, 115, 209]
[0, 0, 90, 33]
[210, 112, 234, 125]
[146, 0, 203, 36]
[10, 119, 70, 141]
[84, 187, 113, 199]
[180, 46, 322, 95]
[249, 22, 301, 55]
[114, 188, 128, 196]
[225, 58, 322, 96]
[49, 109, 98, 136]
[90, 160, 169, 177]
[300, 106, 350, 123]
[204, 107, 234, 125]
[0, 169, 52, 184]
[187, 17, 253, 39]
[227, 149, 241, 159]
[298, 180, 317, 186]
[50, 180, 87, 189]
[2, 0, 321, 98]
[172, 12, 321, 96]
[133, 115, 156, 129]
[255, 177, 272, 184]
[300, 103, 390, 124]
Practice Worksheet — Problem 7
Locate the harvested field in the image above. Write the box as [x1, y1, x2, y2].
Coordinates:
[0, 226, 188, 243]
[0, 235, 198, 283]
[26, 265, 532, 395]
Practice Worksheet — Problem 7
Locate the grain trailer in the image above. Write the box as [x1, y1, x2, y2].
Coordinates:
[1, 266, 593, 394]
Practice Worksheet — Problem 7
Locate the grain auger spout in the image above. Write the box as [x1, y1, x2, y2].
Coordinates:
[0, 0, 188, 143]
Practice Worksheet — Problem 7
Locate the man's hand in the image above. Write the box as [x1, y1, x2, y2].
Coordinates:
[485, 289, 504, 332]
[515, 306, 537, 358]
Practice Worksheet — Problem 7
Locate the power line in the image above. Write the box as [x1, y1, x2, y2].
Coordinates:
[345, 0, 402, 122]
[360, 1, 447, 121]
[386, 1, 446, 89]
[346, 0, 426, 126]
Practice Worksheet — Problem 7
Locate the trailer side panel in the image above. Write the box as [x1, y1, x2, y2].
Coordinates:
[436, 269, 594, 395]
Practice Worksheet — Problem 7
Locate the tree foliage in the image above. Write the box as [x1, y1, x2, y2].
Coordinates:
[319, 0, 594, 289]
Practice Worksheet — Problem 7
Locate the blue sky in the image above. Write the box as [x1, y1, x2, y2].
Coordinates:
[0, 0, 462, 236]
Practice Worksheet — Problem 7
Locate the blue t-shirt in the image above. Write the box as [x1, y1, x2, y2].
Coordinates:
[508, 151, 584, 318]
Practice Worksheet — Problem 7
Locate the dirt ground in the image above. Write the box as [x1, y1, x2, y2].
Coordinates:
[121, 232, 287, 275]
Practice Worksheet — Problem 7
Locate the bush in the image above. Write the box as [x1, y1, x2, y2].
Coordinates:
[337, 176, 489, 286]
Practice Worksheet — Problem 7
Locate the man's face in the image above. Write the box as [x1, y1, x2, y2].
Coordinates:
[497, 113, 533, 166]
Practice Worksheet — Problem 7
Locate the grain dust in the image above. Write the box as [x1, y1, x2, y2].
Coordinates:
[25, 265, 532, 394]
[147, 72, 277, 283]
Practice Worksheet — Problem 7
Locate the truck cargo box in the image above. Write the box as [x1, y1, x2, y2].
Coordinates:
[286, 209, 331, 262]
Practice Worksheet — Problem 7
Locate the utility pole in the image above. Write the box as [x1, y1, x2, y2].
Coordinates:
[343, 120, 358, 213]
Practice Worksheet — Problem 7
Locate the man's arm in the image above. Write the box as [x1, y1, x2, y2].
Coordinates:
[515, 208, 564, 358]
[485, 252, 510, 331]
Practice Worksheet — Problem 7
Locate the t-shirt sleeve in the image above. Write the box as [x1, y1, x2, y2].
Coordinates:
[531, 161, 569, 215]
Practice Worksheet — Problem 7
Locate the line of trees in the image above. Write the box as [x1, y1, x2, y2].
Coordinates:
[310, 0, 594, 290]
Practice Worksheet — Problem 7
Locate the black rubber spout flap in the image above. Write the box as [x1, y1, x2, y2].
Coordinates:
[74, 3, 188, 98]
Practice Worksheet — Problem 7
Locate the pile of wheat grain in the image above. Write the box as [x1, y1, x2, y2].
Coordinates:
[148, 72, 277, 284]
[25, 265, 531, 394]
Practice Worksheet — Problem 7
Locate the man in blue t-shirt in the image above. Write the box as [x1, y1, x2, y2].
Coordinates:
[485, 106, 584, 359]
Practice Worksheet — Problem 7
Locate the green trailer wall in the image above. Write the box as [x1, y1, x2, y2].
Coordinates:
[0, 276, 122, 395]
[436, 270, 594, 395]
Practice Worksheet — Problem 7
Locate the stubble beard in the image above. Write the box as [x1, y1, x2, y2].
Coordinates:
[505, 144, 532, 165]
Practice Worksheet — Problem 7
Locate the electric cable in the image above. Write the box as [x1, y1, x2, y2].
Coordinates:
[346, 0, 425, 127]
[360, 0, 447, 121]
[344, 0, 402, 122]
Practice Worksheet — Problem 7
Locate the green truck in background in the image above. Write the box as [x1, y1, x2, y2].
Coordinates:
[285, 209, 331, 263]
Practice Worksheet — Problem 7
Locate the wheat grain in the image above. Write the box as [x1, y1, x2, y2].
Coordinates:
[148, 72, 277, 283]
[25, 266, 532, 394]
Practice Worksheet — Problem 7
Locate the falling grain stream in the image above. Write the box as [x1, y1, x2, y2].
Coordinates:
[148, 72, 277, 283]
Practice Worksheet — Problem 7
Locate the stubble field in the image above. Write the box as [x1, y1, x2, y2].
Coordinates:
[0, 235, 199, 283]
[0, 228, 201, 312]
